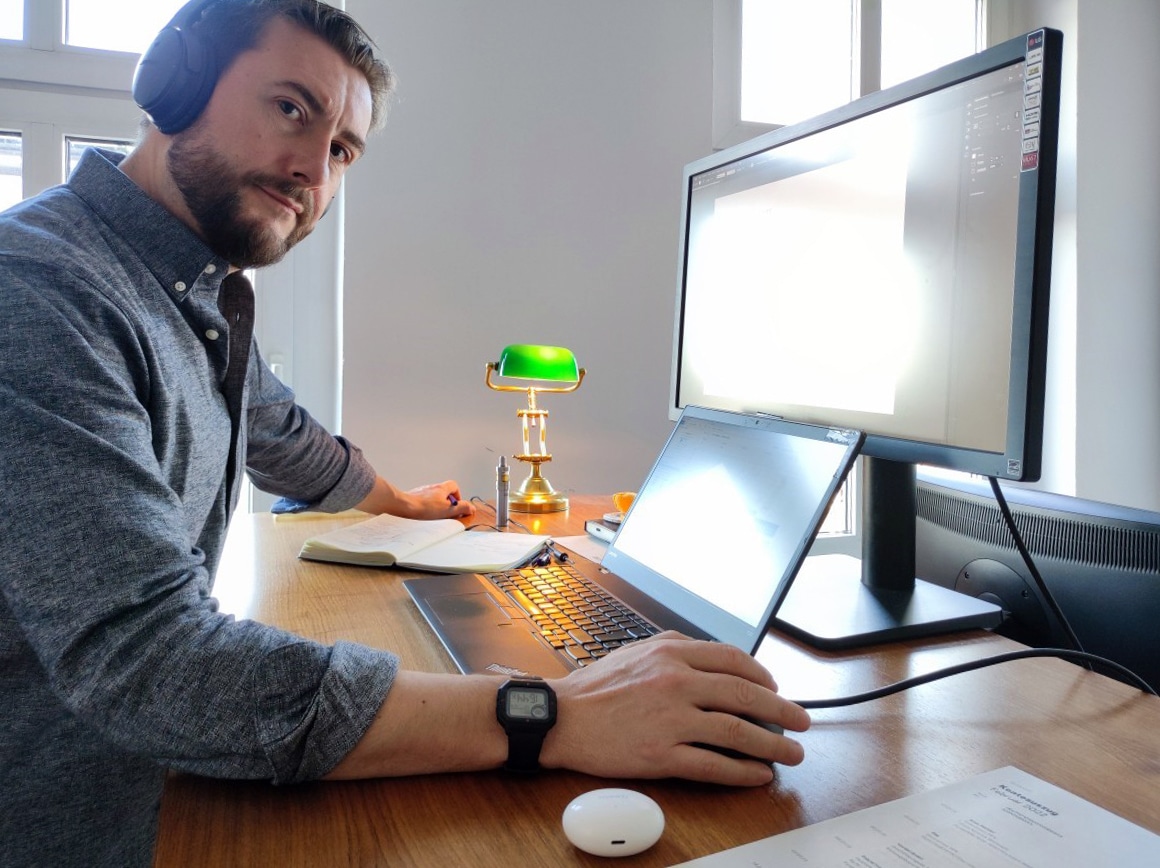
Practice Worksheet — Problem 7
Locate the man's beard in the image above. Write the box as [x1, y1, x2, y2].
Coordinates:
[168, 133, 316, 269]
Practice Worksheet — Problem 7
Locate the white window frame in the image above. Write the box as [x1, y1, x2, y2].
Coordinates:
[0, 0, 344, 512]
[1, 3, 142, 193]
[713, 0, 1014, 150]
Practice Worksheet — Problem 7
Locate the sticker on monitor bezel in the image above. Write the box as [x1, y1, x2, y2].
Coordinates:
[1021, 30, 1046, 171]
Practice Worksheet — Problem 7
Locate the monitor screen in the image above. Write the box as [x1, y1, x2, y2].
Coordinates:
[668, 28, 1063, 647]
[672, 28, 1060, 482]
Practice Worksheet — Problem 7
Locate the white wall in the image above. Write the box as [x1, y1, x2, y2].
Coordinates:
[342, 0, 713, 504]
[1073, 0, 1160, 512]
[337, 0, 1160, 514]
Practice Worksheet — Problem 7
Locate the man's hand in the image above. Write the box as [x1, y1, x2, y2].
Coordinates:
[542, 631, 810, 786]
[356, 476, 475, 520]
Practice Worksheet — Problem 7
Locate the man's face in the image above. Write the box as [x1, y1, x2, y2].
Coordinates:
[166, 17, 372, 268]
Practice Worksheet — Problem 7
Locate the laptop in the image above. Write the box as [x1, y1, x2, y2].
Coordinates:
[404, 405, 863, 678]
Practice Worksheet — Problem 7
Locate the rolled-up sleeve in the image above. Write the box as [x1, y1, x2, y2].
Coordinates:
[244, 350, 378, 512]
[155, 635, 399, 784]
[252, 641, 398, 784]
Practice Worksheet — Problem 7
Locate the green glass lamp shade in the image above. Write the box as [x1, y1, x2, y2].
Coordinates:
[495, 344, 580, 383]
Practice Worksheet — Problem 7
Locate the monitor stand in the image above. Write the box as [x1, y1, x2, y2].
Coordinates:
[773, 458, 1002, 649]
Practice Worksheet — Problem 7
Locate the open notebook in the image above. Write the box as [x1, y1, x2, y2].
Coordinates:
[405, 405, 863, 678]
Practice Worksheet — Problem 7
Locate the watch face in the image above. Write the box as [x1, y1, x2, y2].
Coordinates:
[506, 687, 550, 720]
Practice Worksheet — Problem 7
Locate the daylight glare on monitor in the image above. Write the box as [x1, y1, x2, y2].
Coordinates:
[672, 31, 1056, 481]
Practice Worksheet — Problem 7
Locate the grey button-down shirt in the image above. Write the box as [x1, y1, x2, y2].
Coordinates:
[0, 149, 400, 867]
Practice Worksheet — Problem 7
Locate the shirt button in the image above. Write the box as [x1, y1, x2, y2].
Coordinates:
[204, 264, 217, 275]
[206, 329, 220, 341]
[175, 281, 187, 292]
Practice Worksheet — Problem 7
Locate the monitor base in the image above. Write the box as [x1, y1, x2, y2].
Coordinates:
[774, 554, 1003, 649]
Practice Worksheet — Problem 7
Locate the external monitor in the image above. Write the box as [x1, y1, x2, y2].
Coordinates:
[670, 28, 1063, 647]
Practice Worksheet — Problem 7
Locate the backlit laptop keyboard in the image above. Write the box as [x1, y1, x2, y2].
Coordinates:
[485, 563, 659, 666]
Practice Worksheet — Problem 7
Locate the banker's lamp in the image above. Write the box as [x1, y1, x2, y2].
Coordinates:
[486, 344, 585, 513]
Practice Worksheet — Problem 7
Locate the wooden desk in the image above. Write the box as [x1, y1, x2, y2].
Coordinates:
[155, 497, 1160, 866]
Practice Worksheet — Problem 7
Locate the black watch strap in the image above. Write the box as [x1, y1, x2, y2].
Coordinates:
[505, 728, 548, 772]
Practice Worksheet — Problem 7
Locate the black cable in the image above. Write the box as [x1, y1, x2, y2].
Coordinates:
[987, 477, 1087, 660]
[791, 647, 1156, 709]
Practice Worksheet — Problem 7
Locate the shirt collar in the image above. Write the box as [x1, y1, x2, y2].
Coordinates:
[68, 148, 232, 301]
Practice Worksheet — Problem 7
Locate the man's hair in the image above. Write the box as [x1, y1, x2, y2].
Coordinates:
[194, 0, 395, 131]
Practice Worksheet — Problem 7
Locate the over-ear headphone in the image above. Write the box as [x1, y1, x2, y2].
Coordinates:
[132, 0, 230, 135]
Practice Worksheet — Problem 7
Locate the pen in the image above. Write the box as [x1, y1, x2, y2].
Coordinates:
[447, 494, 459, 507]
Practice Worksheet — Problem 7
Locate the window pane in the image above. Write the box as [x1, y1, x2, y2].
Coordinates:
[817, 465, 856, 537]
[881, 0, 979, 88]
[66, 0, 188, 53]
[66, 137, 135, 178]
[0, 0, 22, 41]
[741, 0, 854, 125]
[0, 132, 22, 212]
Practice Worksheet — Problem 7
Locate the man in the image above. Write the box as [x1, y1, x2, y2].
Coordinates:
[0, 2, 809, 865]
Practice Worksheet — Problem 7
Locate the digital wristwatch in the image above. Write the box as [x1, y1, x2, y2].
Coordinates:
[495, 678, 557, 772]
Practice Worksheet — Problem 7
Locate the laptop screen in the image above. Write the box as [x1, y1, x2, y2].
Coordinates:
[601, 406, 862, 653]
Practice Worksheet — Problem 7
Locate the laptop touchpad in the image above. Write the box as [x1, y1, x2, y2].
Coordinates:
[428, 592, 515, 627]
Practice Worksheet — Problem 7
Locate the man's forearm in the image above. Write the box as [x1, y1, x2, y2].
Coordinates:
[321, 634, 811, 787]
[322, 670, 508, 778]
[353, 476, 409, 516]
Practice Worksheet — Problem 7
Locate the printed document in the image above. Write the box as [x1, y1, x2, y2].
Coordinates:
[675, 766, 1160, 867]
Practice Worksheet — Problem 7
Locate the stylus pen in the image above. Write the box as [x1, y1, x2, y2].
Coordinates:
[546, 541, 570, 563]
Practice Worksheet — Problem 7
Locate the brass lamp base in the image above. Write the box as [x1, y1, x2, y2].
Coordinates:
[509, 461, 568, 513]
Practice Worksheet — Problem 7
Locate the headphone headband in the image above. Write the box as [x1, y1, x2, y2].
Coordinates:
[164, 0, 221, 31]
[132, 0, 231, 134]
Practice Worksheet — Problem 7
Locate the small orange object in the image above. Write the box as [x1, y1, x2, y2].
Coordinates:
[612, 491, 636, 514]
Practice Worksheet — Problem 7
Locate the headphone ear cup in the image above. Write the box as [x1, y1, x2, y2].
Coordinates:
[132, 24, 218, 134]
